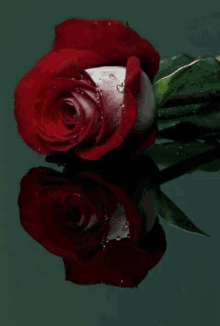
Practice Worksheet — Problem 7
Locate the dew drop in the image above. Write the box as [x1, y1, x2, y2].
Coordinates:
[116, 83, 124, 93]
[122, 225, 129, 231]
[108, 22, 111, 26]
[177, 152, 180, 155]
[116, 236, 121, 241]
[102, 244, 106, 249]
[121, 280, 123, 283]
[109, 74, 116, 79]
[106, 239, 109, 243]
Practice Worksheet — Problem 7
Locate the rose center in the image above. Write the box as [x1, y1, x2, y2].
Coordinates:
[66, 207, 81, 223]
[62, 102, 77, 119]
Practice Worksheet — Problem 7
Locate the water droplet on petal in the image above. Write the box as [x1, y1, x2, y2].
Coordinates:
[106, 239, 109, 243]
[109, 74, 116, 79]
[116, 83, 124, 93]
[122, 225, 129, 231]
[116, 236, 121, 241]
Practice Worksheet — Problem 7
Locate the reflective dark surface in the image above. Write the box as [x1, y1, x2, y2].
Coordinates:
[3, 3, 220, 326]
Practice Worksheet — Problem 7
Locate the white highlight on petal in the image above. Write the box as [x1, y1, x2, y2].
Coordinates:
[85, 67, 125, 125]
[106, 203, 129, 241]
[105, 188, 158, 242]
[85, 66, 156, 130]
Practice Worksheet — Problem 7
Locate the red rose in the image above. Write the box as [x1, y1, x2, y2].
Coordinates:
[14, 18, 160, 160]
[18, 166, 166, 288]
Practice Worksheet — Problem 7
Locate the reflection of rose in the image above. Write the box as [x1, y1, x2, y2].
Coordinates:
[14, 18, 159, 161]
[18, 166, 166, 288]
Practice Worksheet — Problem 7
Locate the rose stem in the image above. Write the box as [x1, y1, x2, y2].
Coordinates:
[149, 146, 220, 187]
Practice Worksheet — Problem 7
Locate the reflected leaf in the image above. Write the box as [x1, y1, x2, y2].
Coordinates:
[154, 188, 211, 237]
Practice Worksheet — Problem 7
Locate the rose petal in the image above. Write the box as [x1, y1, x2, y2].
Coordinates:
[51, 18, 160, 81]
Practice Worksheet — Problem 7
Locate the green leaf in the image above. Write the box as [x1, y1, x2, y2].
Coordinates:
[153, 54, 220, 110]
[154, 188, 211, 237]
[154, 54, 196, 84]
[154, 53, 220, 84]
[167, 56, 220, 98]
[153, 58, 202, 110]
[146, 141, 220, 172]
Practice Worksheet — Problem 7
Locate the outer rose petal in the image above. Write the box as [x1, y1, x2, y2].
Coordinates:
[50, 18, 160, 82]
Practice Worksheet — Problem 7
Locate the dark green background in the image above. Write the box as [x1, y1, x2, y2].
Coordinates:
[2, 0, 220, 325]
